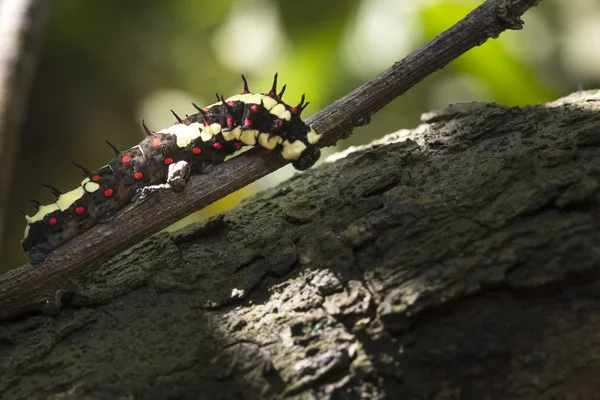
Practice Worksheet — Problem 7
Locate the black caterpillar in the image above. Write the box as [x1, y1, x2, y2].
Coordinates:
[22, 74, 322, 264]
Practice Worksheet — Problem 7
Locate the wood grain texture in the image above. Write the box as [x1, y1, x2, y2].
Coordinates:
[0, 0, 543, 320]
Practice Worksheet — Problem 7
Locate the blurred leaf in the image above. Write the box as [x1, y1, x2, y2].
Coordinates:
[420, 2, 557, 105]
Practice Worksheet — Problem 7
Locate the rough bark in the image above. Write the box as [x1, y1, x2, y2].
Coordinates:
[2, 90, 600, 399]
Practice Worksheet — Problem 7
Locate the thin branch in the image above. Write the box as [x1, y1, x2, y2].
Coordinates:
[0, 0, 543, 320]
[0, 0, 50, 256]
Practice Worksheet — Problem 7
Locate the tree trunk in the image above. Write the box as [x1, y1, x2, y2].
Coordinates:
[1, 90, 600, 400]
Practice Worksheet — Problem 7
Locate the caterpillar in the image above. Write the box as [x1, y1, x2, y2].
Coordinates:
[21, 74, 322, 264]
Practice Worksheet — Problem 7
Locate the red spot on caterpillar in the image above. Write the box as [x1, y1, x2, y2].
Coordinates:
[92, 175, 101, 182]
[277, 120, 283, 127]
[269, 91, 275, 96]
[75, 207, 85, 214]
[244, 119, 252, 127]
[192, 147, 201, 154]
[104, 189, 114, 197]
[164, 158, 174, 165]
[227, 117, 233, 126]
[152, 138, 162, 147]
[204, 107, 209, 112]
[213, 142, 222, 149]
[228, 101, 235, 106]
[291, 107, 298, 114]
[133, 172, 143, 180]
[251, 105, 258, 112]
[205, 121, 211, 127]
[122, 155, 131, 163]
[235, 142, 242, 149]
[48, 217, 58, 226]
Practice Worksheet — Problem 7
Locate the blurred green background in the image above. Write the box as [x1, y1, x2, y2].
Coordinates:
[1, 0, 597, 272]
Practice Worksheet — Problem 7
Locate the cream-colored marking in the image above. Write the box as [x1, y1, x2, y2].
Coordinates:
[307, 128, 322, 144]
[258, 133, 279, 150]
[23, 224, 30, 240]
[281, 110, 292, 121]
[209, 123, 222, 136]
[240, 130, 258, 145]
[218, 94, 278, 111]
[28, 203, 60, 223]
[199, 127, 213, 142]
[270, 104, 292, 121]
[158, 123, 202, 147]
[208, 92, 300, 123]
[281, 140, 307, 160]
[222, 129, 237, 141]
[83, 180, 100, 193]
[231, 127, 243, 140]
[269, 103, 285, 116]
[56, 187, 85, 211]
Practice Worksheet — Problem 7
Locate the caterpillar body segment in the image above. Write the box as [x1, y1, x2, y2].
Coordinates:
[22, 75, 322, 263]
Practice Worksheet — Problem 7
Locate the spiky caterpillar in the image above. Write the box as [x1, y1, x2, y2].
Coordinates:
[22, 74, 322, 264]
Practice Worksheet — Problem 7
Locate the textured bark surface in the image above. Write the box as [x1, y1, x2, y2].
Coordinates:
[1, 90, 600, 399]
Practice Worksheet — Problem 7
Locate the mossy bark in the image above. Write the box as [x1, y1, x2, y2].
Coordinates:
[2, 91, 600, 399]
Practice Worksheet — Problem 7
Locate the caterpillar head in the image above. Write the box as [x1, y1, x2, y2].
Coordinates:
[292, 146, 321, 171]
